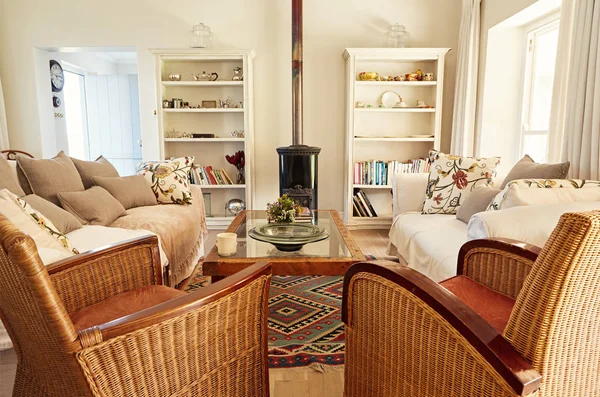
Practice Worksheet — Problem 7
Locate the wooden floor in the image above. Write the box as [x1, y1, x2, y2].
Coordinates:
[0, 228, 390, 397]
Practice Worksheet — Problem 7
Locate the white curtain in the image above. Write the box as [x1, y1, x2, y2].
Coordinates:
[450, 0, 481, 157]
[548, 0, 600, 179]
[0, 77, 9, 150]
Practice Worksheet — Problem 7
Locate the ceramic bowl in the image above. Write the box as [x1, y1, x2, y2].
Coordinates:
[168, 74, 182, 81]
[358, 72, 379, 81]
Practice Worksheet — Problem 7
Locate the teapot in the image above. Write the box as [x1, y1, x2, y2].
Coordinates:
[192, 71, 219, 81]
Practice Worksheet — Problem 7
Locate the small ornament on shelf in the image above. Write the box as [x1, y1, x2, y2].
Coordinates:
[231, 130, 245, 138]
[225, 150, 245, 184]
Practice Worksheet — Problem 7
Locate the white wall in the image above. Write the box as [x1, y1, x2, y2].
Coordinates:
[0, 0, 460, 211]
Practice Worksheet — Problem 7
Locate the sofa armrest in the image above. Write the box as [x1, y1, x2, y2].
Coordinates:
[75, 262, 271, 397]
[392, 173, 429, 218]
[457, 238, 541, 299]
[343, 262, 541, 397]
[48, 236, 162, 313]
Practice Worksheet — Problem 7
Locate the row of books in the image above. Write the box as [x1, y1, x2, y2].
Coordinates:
[352, 189, 378, 217]
[189, 166, 236, 185]
[353, 159, 431, 186]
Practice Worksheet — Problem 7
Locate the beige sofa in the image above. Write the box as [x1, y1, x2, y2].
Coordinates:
[0, 151, 207, 350]
[388, 173, 600, 282]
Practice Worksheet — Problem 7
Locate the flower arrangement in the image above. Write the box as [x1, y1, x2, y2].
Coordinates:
[266, 194, 301, 223]
[225, 150, 245, 184]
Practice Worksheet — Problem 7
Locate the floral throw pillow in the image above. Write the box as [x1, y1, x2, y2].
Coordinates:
[487, 179, 600, 211]
[14, 195, 79, 254]
[422, 150, 500, 215]
[137, 157, 194, 205]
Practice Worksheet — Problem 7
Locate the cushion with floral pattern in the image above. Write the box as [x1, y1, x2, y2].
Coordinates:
[137, 157, 194, 205]
[487, 179, 600, 211]
[422, 150, 500, 215]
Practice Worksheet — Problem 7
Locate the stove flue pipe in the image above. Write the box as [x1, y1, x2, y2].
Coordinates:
[292, 0, 303, 146]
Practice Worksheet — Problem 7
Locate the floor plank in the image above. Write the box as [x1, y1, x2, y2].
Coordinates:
[0, 228, 389, 397]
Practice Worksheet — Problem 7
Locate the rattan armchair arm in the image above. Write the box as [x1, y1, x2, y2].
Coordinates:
[343, 262, 541, 397]
[457, 238, 541, 299]
[74, 261, 272, 397]
[48, 235, 162, 313]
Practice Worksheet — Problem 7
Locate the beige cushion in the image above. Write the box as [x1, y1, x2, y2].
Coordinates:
[0, 155, 25, 196]
[422, 150, 501, 215]
[23, 194, 83, 234]
[17, 151, 85, 206]
[92, 175, 158, 209]
[0, 189, 76, 259]
[71, 155, 119, 189]
[137, 157, 194, 204]
[501, 155, 570, 189]
[57, 186, 127, 226]
[456, 186, 501, 224]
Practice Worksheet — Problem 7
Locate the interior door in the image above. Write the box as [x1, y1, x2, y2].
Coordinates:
[85, 74, 142, 175]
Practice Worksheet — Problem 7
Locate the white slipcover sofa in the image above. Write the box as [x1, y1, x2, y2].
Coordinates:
[387, 173, 600, 282]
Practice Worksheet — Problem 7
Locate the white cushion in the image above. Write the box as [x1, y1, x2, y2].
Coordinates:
[488, 179, 600, 211]
[388, 212, 467, 282]
[66, 225, 169, 271]
[392, 173, 429, 217]
[468, 201, 600, 247]
[0, 189, 74, 261]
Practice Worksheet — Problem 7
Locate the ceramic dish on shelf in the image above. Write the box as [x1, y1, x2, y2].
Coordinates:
[380, 91, 401, 108]
[249, 223, 329, 252]
[358, 72, 379, 81]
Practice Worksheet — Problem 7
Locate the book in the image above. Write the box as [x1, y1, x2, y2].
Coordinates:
[356, 190, 373, 217]
[353, 196, 367, 217]
[359, 190, 378, 217]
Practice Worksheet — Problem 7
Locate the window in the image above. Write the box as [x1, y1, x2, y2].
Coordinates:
[63, 69, 90, 160]
[520, 17, 560, 163]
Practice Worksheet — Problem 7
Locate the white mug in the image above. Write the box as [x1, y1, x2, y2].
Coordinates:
[216, 232, 237, 256]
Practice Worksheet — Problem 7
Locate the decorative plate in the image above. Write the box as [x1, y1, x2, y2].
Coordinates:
[380, 91, 401, 108]
[249, 223, 330, 252]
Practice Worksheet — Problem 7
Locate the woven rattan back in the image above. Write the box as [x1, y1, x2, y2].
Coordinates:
[504, 211, 600, 396]
[0, 214, 91, 396]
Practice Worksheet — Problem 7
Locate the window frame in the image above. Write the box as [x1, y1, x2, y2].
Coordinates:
[519, 12, 560, 162]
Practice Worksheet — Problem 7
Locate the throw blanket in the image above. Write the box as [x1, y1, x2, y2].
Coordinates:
[111, 186, 208, 285]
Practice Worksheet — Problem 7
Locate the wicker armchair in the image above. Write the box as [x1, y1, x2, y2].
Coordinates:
[0, 213, 271, 397]
[343, 211, 600, 397]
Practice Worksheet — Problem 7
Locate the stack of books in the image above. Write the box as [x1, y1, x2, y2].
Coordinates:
[352, 189, 378, 217]
[354, 159, 430, 186]
[189, 166, 236, 185]
[295, 207, 314, 223]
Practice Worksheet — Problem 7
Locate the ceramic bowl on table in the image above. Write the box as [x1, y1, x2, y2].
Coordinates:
[248, 223, 329, 252]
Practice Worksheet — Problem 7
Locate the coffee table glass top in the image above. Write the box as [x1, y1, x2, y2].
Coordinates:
[232, 210, 352, 259]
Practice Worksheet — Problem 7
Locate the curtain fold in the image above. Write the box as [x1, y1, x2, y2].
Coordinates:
[548, 0, 600, 179]
[450, 0, 481, 157]
[0, 77, 9, 150]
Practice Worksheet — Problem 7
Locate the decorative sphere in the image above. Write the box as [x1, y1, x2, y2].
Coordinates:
[226, 199, 246, 215]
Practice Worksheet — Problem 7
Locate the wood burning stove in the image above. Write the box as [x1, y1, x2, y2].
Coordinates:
[277, 0, 321, 210]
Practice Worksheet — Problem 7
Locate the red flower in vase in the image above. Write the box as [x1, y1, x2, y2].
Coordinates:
[225, 150, 245, 170]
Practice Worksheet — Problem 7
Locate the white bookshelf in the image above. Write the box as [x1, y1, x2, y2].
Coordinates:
[152, 49, 255, 229]
[343, 48, 450, 229]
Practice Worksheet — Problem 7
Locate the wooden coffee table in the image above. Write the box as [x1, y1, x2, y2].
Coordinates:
[203, 210, 365, 279]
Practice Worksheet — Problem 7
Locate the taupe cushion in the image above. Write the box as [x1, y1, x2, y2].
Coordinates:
[57, 186, 127, 226]
[92, 175, 158, 209]
[17, 151, 85, 206]
[0, 155, 25, 196]
[22, 194, 83, 234]
[501, 155, 570, 189]
[71, 155, 119, 189]
[456, 186, 501, 224]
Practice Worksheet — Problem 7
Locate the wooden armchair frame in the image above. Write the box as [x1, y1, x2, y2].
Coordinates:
[0, 213, 272, 397]
[343, 237, 544, 397]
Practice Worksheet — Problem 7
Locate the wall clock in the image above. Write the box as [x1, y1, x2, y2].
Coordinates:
[49, 60, 64, 92]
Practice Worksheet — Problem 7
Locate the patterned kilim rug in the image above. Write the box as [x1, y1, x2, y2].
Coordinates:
[182, 254, 378, 370]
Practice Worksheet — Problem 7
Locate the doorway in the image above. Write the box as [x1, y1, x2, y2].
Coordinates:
[60, 50, 142, 175]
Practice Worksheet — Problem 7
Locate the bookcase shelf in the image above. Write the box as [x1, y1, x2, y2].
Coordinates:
[152, 49, 255, 229]
[343, 48, 450, 229]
